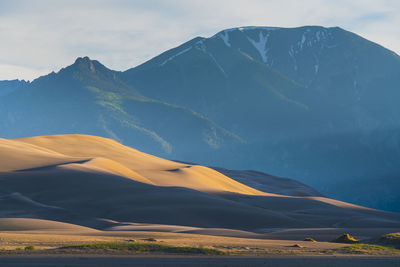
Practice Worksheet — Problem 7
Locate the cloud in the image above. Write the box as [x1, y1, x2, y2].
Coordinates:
[0, 0, 399, 80]
[0, 64, 45, 81]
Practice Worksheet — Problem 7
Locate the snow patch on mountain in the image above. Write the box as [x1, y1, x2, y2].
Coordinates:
[238, 26, 281, 31]
[314, 64, 319, 74]
[219, 31, 231, 47]
[300, 34, 306, 50]
[247, 32, 270, 63]
[313, 54, 320, 75]
[160, 47, 192, 66]
[297, 29, 332, 52]
[195, 42, 227, 77]
[288, 45, 298, 71]
[208, 52, 227, 77]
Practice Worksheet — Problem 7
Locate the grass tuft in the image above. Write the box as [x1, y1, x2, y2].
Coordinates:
[340, 244, 400, 255]
[24, 245, 35, 251]
[59, 242, 227, 255]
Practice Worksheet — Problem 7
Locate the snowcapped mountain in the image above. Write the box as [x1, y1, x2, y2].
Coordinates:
[121, 26, 400, 211]
[1, 26, 399, 211]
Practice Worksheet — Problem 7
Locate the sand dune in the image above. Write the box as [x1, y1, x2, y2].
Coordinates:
[0, 167, 303, 230]
[212, 167, 323, 197]
[0, 138, 86, 172]
[61, 157, 154, 185]
[15, 135, 267, 195]
[0, 134, 399, 233]
[0, 218, 98, 231]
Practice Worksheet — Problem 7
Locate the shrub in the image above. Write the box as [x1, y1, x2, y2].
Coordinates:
[332, 234, 357, 243]
[380, 233, 400, 247]
[60, 242, 227, 255]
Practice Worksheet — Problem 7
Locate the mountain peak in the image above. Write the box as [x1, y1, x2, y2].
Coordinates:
[73, 56, 97, 73]
[214, 26, 281, 37]
[30, 56, 115, 85]
[74, 56, 91, 63]
[67, 56, 116, 78]
[214, 25, 343, 37]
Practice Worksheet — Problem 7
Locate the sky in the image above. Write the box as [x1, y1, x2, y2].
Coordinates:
[0, 0, 399, 81]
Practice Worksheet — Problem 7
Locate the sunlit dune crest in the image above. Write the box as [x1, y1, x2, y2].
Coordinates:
[13, 134, 267, 195]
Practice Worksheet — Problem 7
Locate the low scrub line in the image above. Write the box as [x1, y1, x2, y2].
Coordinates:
[59, 241, 227, 255]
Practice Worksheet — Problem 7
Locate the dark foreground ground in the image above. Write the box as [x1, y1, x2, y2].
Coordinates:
[0, 256, 399, 267]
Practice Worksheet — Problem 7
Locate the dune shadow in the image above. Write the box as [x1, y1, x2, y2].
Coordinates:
[166, 165, 192, 172]
[14, 159, 92, 172]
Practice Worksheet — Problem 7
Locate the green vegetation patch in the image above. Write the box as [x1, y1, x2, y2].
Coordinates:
[86, 86, 126, 114]
[59, 242, 227, 255]
[24, 246, 35, 251]
[340, 244, 400, 255]
[380, 233, 400, 246]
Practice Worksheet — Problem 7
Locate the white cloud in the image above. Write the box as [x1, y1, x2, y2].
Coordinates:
[0, 64, 46, 81]
[0, 0, 399, 81]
